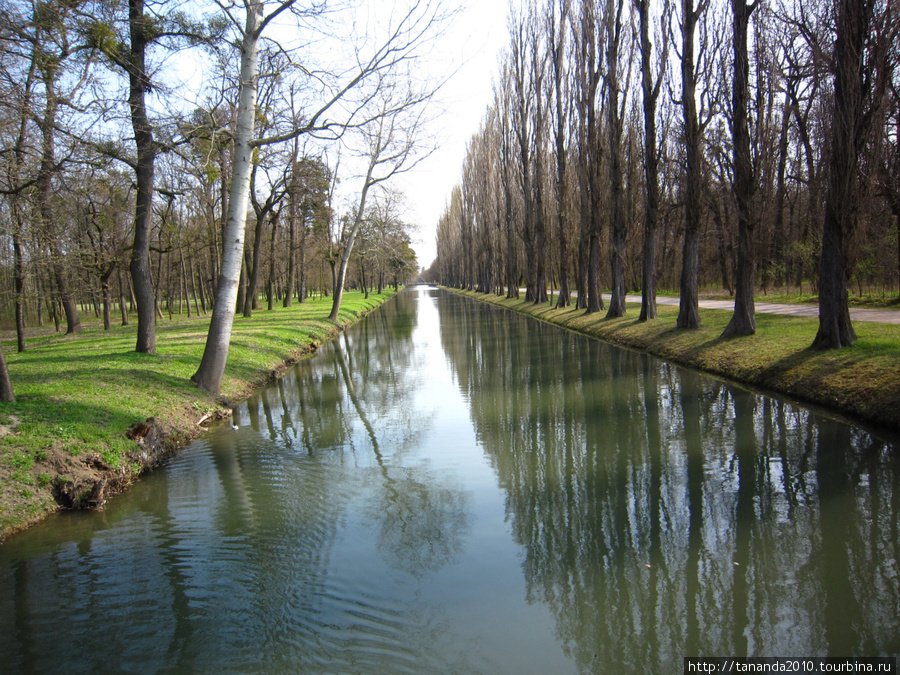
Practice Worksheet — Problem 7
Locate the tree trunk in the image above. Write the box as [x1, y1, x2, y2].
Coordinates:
[677, 0, 702, 329]
[299, 220, 308, 303]
[284, 199, 297, 307]
[37, 75, 81, 335]
[585, 110, 604, 313]
[243, 212, 266, 317]
[813, 0, 869, 349]
[896, 209, 900, 297]
[128, 0, 157, 353]
[549, 0, 570, 310]
[512, 26, 537, 303]
[13, 225, 27, 352]
[585, 143, 606, 315]
[0, 345, 14, 403]
[637, 0, 661, 321]
[101, 272, 113, 330]
[237, 247, 249, 314]
[117, 268, 129, 325]
[533, 195, 549, 303]
[267, 218, 277, 311]
[178, 249, 191, 318]
[711, 196, 733, 294]
[504, 167, 519, 299]
[531, 38, 549, 305]
[191, 259, 205, 314]
[192, 2, 262, 394]
[771, 99, 791, 287]
[606, 0, 627, 318]
[576, 219, 589, 310]
[329, 163, 375, 322]
[50, 246, 81, 334]
[722, 0, 758, 338]
[587, 231, 603, 313]
[9, 49, 35, 351]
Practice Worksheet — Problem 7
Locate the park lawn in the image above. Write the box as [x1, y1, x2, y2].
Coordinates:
[659, 285, 899, 309]
[456, 290, 900, 433]
[0, 290, 396, 540]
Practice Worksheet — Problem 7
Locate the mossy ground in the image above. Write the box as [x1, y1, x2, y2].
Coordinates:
[0, 290, 396, 540]
[454, 289, 900, 433]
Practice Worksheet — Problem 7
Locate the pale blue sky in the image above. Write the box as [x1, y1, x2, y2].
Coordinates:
[399, 1, 511, 268]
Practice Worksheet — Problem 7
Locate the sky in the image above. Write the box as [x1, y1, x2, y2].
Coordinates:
[394, 1, 512, 270]
[170, 0, 511, 271]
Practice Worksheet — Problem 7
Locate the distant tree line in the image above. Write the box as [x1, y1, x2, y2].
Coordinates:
[0, 0, 441, 399]
[430, 0, 899, 348]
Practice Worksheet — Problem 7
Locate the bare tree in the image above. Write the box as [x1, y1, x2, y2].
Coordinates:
[548, 0, 573, 308]
[329, 77, 434, 321]
[813, 0, 895, 348]
[0, 1, 38, 351]
[87, 0, 213, 352]
[192, 0, 280, 394]
[22, 1, 86, 335]
[675, 0, 719, 329]
[572, 0, 607, 314]
[497, 62, 520, 299]
[676, 0, 703, 328]
[721, 0, 761, 337]
[635, 0, 669, 320]
[508, 5, 545, 304]
[529, 3, 550, 304]
[284, 152, 331, 306]
[605, 0, 633, 318]
[0, 344, 13, 402]
[875, 76, 900, 296]
[192, 0, 449, 395]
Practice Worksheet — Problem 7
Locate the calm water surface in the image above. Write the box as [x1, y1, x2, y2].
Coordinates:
[1, 288, 899, 673]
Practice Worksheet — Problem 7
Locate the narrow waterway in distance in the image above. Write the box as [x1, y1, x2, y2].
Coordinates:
[1, 287, 898, 673]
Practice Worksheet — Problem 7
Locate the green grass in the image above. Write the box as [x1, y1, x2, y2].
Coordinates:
[700, 286, 899, 308]
[753, 290, 900, 308]
[649, 284, 900, 308]
[455, 290, 900, 432]
[0, 290, 396, 539]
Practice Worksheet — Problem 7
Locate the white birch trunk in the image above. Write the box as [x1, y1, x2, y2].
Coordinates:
[329, 159, 376, 321]
[192, 2, 263, 395]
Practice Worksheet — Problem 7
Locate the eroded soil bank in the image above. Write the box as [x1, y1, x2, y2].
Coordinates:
[0, 291, 395, 541]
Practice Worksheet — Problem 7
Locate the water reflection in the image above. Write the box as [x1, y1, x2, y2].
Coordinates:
[238, 302, 471, 580]
[438, 292, 900, 671]
[0, 289, 897, 674]
[0, 292, 473, 673]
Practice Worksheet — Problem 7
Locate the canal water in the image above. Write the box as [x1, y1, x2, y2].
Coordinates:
[1, 288, 898, 673]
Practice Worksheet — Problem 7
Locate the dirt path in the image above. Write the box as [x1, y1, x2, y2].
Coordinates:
[617, 294, 900, 324]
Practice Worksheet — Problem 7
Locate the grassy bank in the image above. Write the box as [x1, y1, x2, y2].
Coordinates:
[693, 287, 900, 308]
[453, 289, 900, 433]
[0, 290, 396, 540]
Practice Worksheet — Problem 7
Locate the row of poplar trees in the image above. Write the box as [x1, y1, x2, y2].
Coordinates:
[0, 0, 443, 400]
[432, 0, 899, 349]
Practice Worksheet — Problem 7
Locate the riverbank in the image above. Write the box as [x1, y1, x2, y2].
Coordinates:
[0, 290, 396, 541]
[453, 289, 900, 433]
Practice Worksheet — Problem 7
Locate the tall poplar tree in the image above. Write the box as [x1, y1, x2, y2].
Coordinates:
[812, 0, 886, 348]
[722, 0, 760, 337]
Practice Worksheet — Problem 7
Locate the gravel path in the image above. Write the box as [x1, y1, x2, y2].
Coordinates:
[620, 294, 900, 325]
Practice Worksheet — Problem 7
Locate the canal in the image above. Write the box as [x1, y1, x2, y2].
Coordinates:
[1, 287, 898, 673]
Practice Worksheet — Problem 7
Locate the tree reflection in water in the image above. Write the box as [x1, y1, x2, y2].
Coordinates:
[240, 292, 471, 580]
[438, 291, 900, 671]
[1, 289, 897, 673]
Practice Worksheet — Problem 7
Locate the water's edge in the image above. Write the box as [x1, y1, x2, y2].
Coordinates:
[449, 287, 900, 438]
[0, 294, 395, 543]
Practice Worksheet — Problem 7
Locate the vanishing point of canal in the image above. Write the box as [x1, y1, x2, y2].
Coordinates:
[1, 287, 898, 673]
